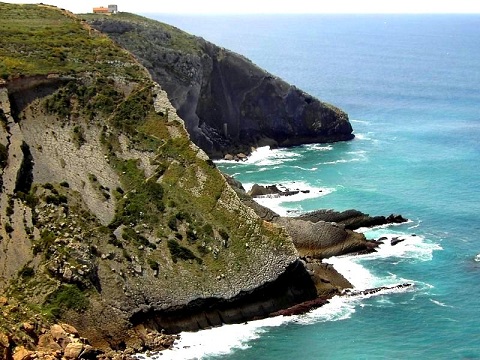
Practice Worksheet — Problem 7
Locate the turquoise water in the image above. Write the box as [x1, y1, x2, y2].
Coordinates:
[141, 14, 480, 359]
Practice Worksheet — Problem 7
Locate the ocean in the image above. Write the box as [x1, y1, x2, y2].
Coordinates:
[137, 14, 480, 359]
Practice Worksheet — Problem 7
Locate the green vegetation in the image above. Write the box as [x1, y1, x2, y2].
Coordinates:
[81, 12, 202, 55]
[45, 193, 67, 205]
[5, 222, 13, 233]
[43, 284, 89, 319]
[147, 258, 159, 271]
[72, 126, 86, 148]
[0, 3, 148, 80]
[18, 265, 35, 279]
[111, 86, 153, 131]
[44, 77, 124, 120]
[122, 227, 156, 249]
[167, 239, 202, 264]
[33, 229, 56, 256]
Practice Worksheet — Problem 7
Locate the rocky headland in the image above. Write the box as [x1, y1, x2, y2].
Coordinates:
[85, 13, 354, 159]
[0, 4, 406, 360]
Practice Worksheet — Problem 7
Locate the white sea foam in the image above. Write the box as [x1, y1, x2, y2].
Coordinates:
[243, 181, 334, 216]
[354, 133, 373, 141]
[242, 146, 301, 166]
[429, 299, 453, 308]
[136, 316, 290, 360]
[350, 119, 371, 125]
[360, 231, 442, 263]
[213, 146, 299, 166]
[325, 227, 441, 291]
[303, 143, 334, 151]
[292, 165, 318, 171]
[320, 158, 363, 165]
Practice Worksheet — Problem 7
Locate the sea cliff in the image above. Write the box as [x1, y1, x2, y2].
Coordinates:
[0, 4, 381, 359]
[85, 13, 354, 158]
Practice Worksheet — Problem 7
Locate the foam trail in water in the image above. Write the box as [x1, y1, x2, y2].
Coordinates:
[430, 298, 453, 308]
[350, 119, 371, 125]
[303, 143, 333, 151]
[320, 158, 363, 165]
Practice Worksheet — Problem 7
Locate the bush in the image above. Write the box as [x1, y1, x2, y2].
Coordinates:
[0, 143, 7, 169]
[202, 223, 213, 237]
[167, 216, 177, 231]
[167, 239, 202, 264]
[219, 229, 229, 240]
[43, 183, 55, 190]
[45, 194, 67, 205]
[147, 258, 159, 271]
[186, 227, 198, 243]
[122, 227, 156, 249]
[18, 265, 35, 279]
[44, 284, 89, 318]
[16, 190, 38, 208]
[5, 223, 13, 233]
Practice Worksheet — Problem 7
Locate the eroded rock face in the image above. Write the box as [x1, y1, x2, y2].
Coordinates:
[88, 16, 354, 158]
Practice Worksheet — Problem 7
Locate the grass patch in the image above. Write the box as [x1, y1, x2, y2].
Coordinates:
[167, 239, 202, 264]
[0, 3, 148, 80]
[43, 284, 89, 319]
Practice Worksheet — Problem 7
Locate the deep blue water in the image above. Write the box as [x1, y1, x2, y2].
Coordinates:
[142, 14, 480, 359]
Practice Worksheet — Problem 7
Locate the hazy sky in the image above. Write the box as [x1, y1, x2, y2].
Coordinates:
[5, 0, 480, 14]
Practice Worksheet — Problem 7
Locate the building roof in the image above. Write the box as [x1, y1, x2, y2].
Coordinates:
[93, 7, 109, 13]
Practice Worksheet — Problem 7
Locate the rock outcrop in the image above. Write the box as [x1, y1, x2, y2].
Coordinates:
[85, 13, 354, 158]
[295, 209, 408, 230]
[228, 181, 386, 259]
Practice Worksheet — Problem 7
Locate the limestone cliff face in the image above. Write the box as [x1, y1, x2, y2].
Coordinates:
[86, 14, 354, 158]
[0, 4, 317, 350]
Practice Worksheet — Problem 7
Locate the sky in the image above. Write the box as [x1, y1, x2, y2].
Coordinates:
[4, 0, 480, 14]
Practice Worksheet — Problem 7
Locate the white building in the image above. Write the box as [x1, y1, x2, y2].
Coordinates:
[108, 4, 118, 14]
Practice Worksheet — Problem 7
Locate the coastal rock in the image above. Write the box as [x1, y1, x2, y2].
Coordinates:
[247, 183, 303, 198]
[13, 346, 32, 360]
[295, 209, 408, 230]
[343, 283, 413, 297]
[391, 237, 405, 246]
[63, 342, 83, 359]
[37, 333, 62, 352]
[0, 5, 401, 357]
[269, 297, 329, 317]
[0, 332, 11, 360]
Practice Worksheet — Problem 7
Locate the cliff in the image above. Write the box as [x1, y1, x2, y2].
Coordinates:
[0, 4, 374, 358]
[84, 13, 354, 158]
[0, 3, 323, 353]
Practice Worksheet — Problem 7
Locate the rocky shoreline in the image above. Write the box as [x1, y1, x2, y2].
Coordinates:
[0, 304, 178, 360]
[0, 177, 411, 360]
